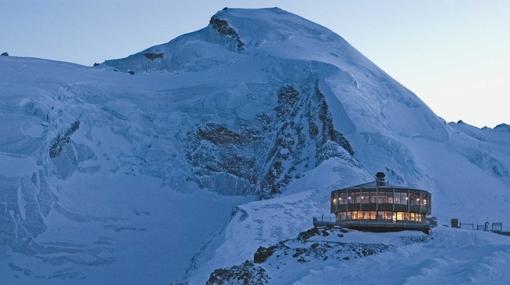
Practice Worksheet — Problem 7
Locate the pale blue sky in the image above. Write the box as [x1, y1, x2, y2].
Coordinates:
[1, 0, 509, 127]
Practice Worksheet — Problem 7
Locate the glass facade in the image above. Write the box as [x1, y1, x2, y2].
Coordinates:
[394, 192, 408, 205]
[332, 189, 430, 207]
[337, 211, 424, 222]
[332, 188, 430, 224]
[335, 192, 348, 205]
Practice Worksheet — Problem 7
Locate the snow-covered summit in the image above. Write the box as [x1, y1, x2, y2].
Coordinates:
[103, 7, 353, 72]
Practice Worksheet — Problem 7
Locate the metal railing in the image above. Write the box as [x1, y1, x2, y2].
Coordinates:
[312, 216, 431, 228]
[453, 219, 510, 236]
[312, 216, 335, 227]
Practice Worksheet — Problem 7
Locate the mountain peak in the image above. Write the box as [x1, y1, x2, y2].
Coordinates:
[102, 6, 447, 143]
[103, 6, 348, 73]
[211, 7, 304, 23]
[209, 7, 339, 47]
[495, 123, 510, 132]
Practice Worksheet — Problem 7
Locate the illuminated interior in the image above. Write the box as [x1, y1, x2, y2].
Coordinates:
[336, 211, 424, 222]
[330, 173, 431, 231]
[331, 188, 431, 224]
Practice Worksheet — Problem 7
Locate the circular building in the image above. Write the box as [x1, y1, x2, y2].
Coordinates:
[331, 172, 431, 232]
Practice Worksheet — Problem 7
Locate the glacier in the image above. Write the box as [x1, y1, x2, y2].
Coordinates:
[0, 7, 509, 285]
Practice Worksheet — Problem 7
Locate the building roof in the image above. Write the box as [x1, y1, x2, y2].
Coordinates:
[333, 172, 429, 192]
[344, 180, 410, 190]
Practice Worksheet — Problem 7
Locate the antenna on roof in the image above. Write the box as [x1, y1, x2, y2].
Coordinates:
[375, 172, 386, 186]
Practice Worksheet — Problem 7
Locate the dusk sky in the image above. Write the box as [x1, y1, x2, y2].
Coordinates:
[1, 0, 508, 127]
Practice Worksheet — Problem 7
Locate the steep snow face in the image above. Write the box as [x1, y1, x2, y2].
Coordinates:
[0, 56, 252, 284]
[0, 7, 509, 284]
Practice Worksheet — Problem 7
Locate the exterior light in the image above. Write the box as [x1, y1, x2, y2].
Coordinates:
[416, 198, 420, 202]
[405, 197, 408, 200]
[361, 196, 364, 199]
[348, 197, 351, 200]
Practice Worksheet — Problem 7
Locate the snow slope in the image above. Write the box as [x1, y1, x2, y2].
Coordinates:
[295, 227, 510, 285]
[210, 226, 510, 285]
[0, 7, 509, 285]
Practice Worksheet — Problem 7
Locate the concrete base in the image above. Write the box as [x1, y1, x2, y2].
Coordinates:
[338, 220, 431, 234]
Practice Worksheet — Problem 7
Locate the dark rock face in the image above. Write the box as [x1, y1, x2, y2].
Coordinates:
[256, 234, 388, 265]
[298, 226, 349, 242]
[49, 121, 80, 158]
[1, 52, 8, 56]
[143, 52, 164, 61]
[197, 123, 245, 145]
[261, 84, 354, 194]
[185, 122, 261, 195]
[314, 88, 354, 156]
[297, 226, 335, 241]
[210, 16, 245, 50]
[185, 83, 355, 196]
[206, 261, 269, 285]
[254, 245, 277, 263]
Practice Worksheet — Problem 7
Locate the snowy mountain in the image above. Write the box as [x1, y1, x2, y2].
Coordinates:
[1, 7, 509, 285]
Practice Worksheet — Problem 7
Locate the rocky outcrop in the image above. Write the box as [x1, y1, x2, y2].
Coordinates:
[185, 122, 262, 195]
[210, 16, 245, 50]
[206, 261, 269, 285]
[253, 245, 277, 264]
[297, 226, 348, 241]
[197, 123, 246, 145]
[185, 83, 356, 196]
[49, 121, 80, 158]
[206, 227, 394, 283]
[313, 86, 354, 156]
[260, 84, 355, 195]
